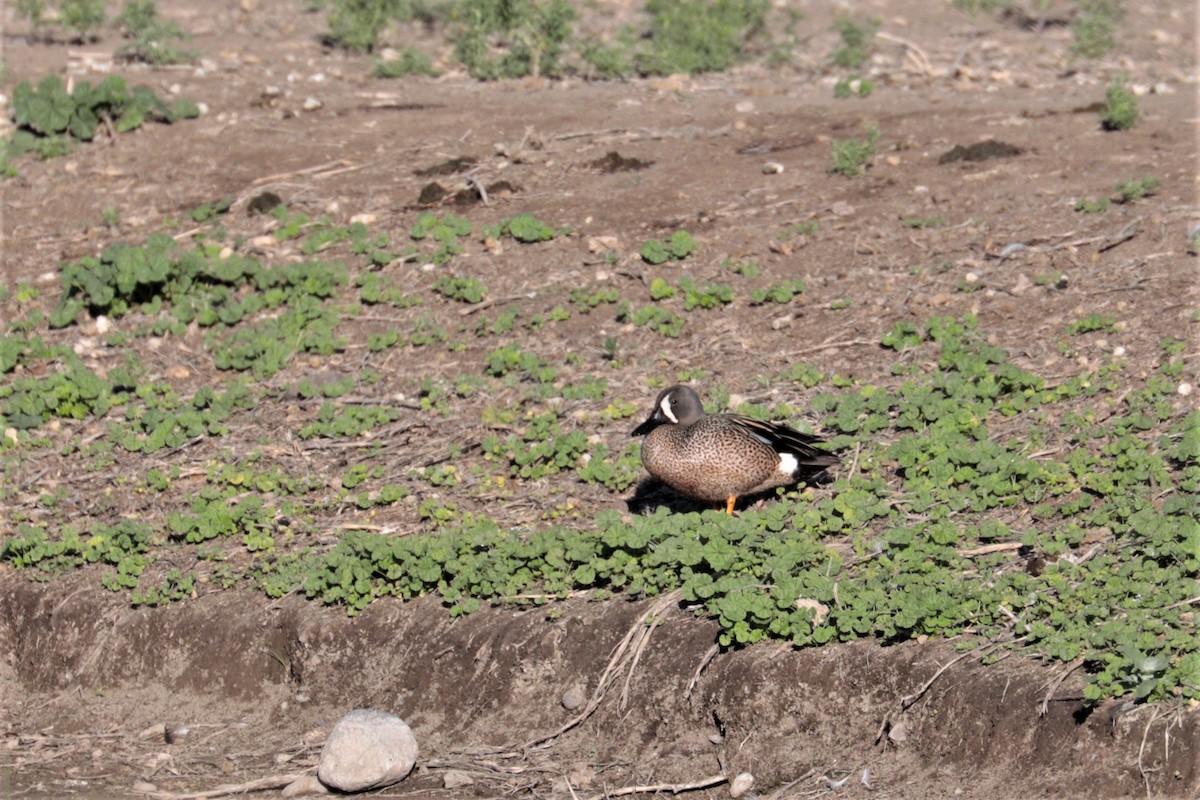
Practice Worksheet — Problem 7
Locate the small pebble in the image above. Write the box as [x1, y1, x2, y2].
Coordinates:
[729, 772, 755, 798]
[559, 686, 583, 710]
[762, 161, 784, 174]
[443, 770, 475, 789]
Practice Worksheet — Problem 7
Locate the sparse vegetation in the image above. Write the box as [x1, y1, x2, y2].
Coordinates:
[114, 0, 196, 64]
[1113, 175, 1159, 203]
[17, 0, 106, 40]
[8, 74, 199, 165]
[1101, 74, 1139, 130]
[833, 74, 874, 99]
[450, 0, 577, 79]
[1071, 0, 1124, 59]
[637, 0, 770, 75]
[830, 124, 880, 176]
[831, 15, 878, 68]
[640, 230, 696, 264]
[1075, 196, 1111, 213]
[372, 48, 441, 77]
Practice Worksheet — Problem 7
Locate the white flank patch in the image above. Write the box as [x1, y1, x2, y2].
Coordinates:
[659, 395, 678, 423]
[778, 452, 799, 475]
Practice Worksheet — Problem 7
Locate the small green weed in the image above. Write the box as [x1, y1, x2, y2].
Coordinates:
[325, 0, 408, 52]
[410, 212, 471, 264]
[638, 0, 769, 76]
[451, 0, 576, 79]
[115, 0, 196, 65]
[833, 74, 874, 99]
[1075, 197, 1111, 214]
[569, 286, 620, 312]
[433, 275, 487, 304]
[902, 216, 944, 229]
[357, 273, 420, 307]
[677, 277, 733, 310]
[580, 36, 635, 79]
[132, 570, 195, 606]
[951, 0, 1013, 12]
[1072, 0, 1123, 59]
[617, 303, 685, 337]
[485, 212, 559, 243]
[298, 401, 404, 439]
[831, 16, 878, 68]
[372, 48, 441, 78]
[17, 0, 106, 40]
[1113, 175, 1158, 204]
[750, 279, 805, 305]
[1100, 75, 1138, 130]
[779, 221, 818, 239]
[1065, 313, 1116, 336]
[11, 75, 198, 149]
[640, 230, 696, 264]
[830, 124, 880, 177]
[724, 259, 761, 278]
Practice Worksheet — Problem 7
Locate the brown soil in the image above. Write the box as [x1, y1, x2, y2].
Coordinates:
[2, 1, 1198, 798]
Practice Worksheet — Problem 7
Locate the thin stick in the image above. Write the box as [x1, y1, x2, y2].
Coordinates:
[552, 128, 650, 142]
[787, 339, 876, 357]
[250, 160, 356, 186]
[901, 647, 985, 709]
[620, 606, 663, 709]
[1138, 706, 1165, 798]
[584, 773, 727, 800]
[133, 773, 305, 800]
[1039, 658, 1084, 715]
[958, 542, 1024, 558]
[764, 769, 817, 800]
[458, 293, 536, 316]
[876, 32, 934, 76]
[534, 590, 680, 750]
[684, 645, 719, 700]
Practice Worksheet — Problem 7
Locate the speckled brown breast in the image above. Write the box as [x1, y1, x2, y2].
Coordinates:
[641, 417, 786, 503]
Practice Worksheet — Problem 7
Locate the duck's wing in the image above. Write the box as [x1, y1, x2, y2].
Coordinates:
[726, 415, 840, 467]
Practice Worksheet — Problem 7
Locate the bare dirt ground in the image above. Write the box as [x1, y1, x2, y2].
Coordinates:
[1, 0, 1198, 798]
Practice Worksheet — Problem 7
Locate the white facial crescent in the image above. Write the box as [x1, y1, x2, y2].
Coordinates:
[659, 395, 678, 423]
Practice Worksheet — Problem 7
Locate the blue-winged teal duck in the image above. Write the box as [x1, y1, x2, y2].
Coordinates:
[631, 385, 838, 514]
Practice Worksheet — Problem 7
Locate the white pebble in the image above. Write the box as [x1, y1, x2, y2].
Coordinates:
[729, 772, 755, 798]
[1179, 382, 1193, 397]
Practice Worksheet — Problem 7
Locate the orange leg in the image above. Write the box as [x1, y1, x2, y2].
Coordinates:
[725, 496, 737, 515]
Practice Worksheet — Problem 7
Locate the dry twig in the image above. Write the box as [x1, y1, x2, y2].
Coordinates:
[1038, 658, 1084, 715]
[132, 773, 307, 800]
[583, 772, 727, 800]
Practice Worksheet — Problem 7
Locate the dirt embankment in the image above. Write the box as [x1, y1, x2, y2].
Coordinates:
[2, 575, 1197, 799]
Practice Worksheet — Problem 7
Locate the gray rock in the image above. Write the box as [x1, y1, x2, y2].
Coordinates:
[317, 709, 418, 792]
[443, 769, 475, 789]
